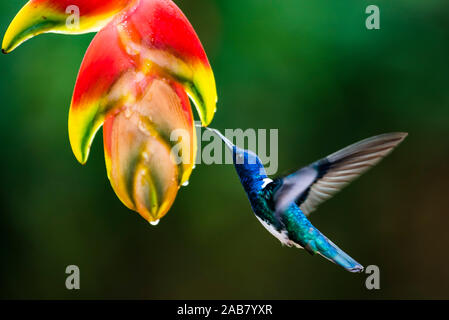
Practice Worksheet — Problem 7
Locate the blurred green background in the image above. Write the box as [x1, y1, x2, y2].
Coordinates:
[1, 0, 448, 299]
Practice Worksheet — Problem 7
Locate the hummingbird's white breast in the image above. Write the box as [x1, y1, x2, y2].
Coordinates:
[255, 216, 290, 246]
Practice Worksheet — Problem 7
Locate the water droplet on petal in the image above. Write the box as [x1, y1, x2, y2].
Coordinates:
[150, 220, 160, 226]
[182, 181, 189, 187]
[142, 152, 150, 162]
[124, 108, 133, 119]
[138, 120, 149, 135]
[136, 72, 145, 82]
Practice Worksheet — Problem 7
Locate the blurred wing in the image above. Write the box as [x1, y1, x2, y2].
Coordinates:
[298, 133, 408, 216]
[274, 133, 408, 217]
[273, 167, 318, 215]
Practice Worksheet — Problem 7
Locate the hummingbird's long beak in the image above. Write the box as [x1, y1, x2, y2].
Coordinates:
[202, 126, 234, 151]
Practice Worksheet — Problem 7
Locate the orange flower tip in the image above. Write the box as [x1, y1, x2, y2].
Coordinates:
[71, 140, 90, 165]
[75, 151, 89, 166]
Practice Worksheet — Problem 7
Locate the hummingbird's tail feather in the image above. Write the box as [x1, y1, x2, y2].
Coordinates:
[318, 237, 364, 273]
[299, 232, 364, 273]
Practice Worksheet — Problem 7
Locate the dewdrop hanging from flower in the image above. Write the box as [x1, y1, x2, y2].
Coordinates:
[2, 0, 218, 224]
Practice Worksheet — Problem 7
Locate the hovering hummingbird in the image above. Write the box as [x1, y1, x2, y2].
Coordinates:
[206, 128, 407, 272]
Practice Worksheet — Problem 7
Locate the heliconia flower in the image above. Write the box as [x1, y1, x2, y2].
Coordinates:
[2, 0, 218, 224]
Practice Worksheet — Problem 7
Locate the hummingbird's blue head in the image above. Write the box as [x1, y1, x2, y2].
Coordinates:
[206, 127, 268, 191]
[232, 147, 265, 178]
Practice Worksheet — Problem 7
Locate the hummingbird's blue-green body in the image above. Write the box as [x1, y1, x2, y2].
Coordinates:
[232, 145, 363, 272]
[207, 127, 407, 273]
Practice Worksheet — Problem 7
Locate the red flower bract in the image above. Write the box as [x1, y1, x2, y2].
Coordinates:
[2, 0, 218, 223]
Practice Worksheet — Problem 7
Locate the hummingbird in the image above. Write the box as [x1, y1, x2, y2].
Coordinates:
[206, 127, 407, 272]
